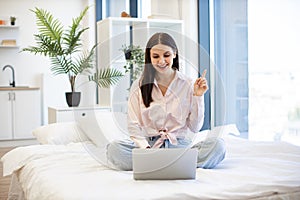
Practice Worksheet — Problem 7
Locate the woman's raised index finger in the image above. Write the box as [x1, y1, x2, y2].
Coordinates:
[201, 69, 207, 78]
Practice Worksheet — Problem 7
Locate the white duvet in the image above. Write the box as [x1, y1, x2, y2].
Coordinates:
[2, 135, 300, 200]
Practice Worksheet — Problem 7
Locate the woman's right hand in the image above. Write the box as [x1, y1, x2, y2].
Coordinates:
[193, 70, 208, 96]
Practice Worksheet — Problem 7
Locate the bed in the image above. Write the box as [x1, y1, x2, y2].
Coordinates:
[1, 112, 300, 200]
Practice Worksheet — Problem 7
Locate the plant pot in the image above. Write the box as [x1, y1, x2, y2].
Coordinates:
[10, 21, 15, 26]
[65, 92, 81, 107]
[124, 51, 131, 60]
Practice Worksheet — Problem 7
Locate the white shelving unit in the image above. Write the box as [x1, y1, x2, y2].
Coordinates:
[96, 17, 184, 112]
[0, 25, 19, 48]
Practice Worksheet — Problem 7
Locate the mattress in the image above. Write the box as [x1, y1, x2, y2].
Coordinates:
[2, 135, 300, 200]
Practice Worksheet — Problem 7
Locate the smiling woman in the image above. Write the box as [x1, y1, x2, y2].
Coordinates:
[104, 32, 223, 171]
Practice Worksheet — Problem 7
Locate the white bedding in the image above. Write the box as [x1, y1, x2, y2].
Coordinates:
[2, 135, 300, 200]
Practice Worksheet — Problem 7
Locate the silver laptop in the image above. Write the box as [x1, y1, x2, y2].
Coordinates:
[132, 148, 198, 180]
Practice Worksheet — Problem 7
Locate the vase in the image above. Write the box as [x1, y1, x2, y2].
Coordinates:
[65, 92, 81, 107]
[124, 51, 131, 60]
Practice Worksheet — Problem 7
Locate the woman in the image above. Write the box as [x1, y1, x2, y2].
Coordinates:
[107, 32, 225, 170]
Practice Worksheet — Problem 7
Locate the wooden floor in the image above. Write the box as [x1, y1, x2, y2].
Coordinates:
[0, 147, 16, 200]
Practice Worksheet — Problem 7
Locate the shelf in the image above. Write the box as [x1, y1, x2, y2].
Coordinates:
[0, 45, 20, 48]
[0, 87, 39, 91]
[0, 25, 19, 49]
[0, 25, 19, 28]
[104, 17, 182, 24]
[98, 17, 183, 28]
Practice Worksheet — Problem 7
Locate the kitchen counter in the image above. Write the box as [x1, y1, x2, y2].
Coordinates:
[0, 87, 40, 91]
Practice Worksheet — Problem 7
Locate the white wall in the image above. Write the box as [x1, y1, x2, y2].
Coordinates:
[0, 0, 96, 124]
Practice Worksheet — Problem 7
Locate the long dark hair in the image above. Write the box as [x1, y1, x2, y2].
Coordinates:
[140, 32, 179, 107]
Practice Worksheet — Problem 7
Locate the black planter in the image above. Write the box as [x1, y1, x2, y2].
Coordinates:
[124, 51, 131, 60]
[11, 21, 15, 26]
[65, 92, 81, 107]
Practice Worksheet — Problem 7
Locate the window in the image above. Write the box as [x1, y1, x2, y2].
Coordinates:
[213, 0, 248, 138]
[248, 0, 300, 145]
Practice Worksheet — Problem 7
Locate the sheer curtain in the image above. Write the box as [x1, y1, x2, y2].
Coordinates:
[213, 0, 248, 138]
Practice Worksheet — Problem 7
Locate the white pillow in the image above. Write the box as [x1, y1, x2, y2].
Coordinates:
[211, 124, 240, 137]
[32, 122, 89, 145]
[191, 124, 240, 145]
[77, 112, 130, 148]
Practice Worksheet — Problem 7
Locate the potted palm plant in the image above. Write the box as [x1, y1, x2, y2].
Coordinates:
[22, 6, 123, 107]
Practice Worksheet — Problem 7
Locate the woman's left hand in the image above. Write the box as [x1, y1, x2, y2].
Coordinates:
[193, 69, 208, 96]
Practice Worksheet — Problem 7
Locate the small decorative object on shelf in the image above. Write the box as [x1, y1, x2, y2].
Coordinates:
[1, 39, 17, 46]
[10, 16, 16, 26]
[0, 19, 6, 25]
[121, 11, 131, 18]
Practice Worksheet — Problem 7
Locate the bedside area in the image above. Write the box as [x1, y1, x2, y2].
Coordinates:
[48, 106, 111, 124]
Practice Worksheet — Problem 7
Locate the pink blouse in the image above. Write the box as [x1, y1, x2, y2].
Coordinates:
[127, 70, 205, 148]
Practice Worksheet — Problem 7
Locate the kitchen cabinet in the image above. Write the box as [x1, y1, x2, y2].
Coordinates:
[0, 88, 41, 140]
[97, 17, 184, 111]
